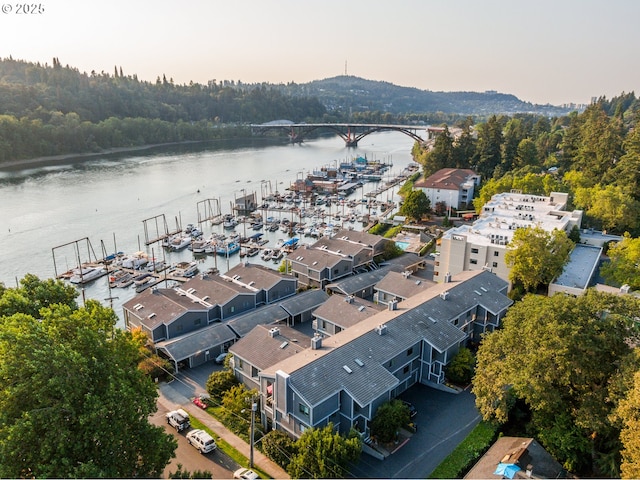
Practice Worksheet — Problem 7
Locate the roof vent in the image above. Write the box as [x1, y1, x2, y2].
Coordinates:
[268, 327, 280, 338]
[440, 291, 449, 300]
[311, 334, 322, 350]
[279, 341, 289, 349]
[358, 305, 365, 312]
[375, 324, 388, 336]
[343, 365, 353, 374]
[354, 358, 364, 367]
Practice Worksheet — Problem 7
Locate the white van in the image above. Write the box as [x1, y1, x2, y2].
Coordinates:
[186, 429, 217, 454]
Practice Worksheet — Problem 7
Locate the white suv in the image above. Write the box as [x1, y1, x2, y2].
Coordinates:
[186, 429, 217, 454]
[234, 468, 259, 479]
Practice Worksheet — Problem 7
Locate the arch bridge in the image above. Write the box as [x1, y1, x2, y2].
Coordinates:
[250, 122, 443, 147]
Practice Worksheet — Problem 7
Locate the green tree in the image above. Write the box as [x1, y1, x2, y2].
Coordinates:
[286, 423, 361, 479]
[505, 226, 573, 293]
[472, 291, 640, 474]
[445, 347, 476, 385]
[422, 125, 454, 176]
[399, 189, 430, 221]
[0, 281, 176, 478]
[261, 430, 296, 469]
[612, 368, 640, 479]
[206, 360, 240, 401]
[600, 234, 640, 290]
[370, 399, 411, 443]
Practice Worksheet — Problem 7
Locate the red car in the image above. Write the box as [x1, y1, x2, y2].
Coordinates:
[193, 395, 208, 409]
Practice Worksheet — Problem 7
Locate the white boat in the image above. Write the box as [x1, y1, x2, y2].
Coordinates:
[119, 251, 149, 270]
[261, 249, 273, 261]
[69, 266, 107, 284]
[272, 249, 284, 262]
[169, 234, 192, 251]
[173, 261, 199, 278]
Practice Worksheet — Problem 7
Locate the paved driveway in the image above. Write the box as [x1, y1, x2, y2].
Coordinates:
[353, 384, 480, 479]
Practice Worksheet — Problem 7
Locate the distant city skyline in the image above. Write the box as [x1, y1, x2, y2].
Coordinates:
[1, 0, 638, 106]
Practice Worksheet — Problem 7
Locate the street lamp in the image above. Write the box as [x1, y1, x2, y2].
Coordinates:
[250, 398, 257, 468]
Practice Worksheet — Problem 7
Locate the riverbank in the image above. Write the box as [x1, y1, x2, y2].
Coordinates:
[0, 141, 213, 171]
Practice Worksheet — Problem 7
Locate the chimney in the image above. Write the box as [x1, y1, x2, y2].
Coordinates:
[440, 291, 449, 300]
[268, 327, 280, 338]
[388, 299, 398, 311]
[444, 272, 451, 283]
[311, 334, 322, 350]
[345, 295, 354, 304]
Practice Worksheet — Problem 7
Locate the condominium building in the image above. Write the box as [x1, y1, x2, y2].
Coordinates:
[413, 168, 481, 210]
[434, 191, 583, 284]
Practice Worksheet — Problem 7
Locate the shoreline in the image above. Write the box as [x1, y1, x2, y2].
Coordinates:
[0, 141, 208, 171]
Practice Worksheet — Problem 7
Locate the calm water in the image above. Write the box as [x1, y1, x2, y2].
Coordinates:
[0, 132, 416, 326]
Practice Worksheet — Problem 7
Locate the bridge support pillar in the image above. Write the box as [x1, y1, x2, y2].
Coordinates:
[345, 139, 358, 147]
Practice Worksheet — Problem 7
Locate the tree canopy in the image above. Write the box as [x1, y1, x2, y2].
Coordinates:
[505, 226, 574, 293]
[472, 291, 640, 475]
[600, 234, 640, 290]
[0, 275, 176, 478]
[399, 189, 430, 221]
[286, 423, 361, 479]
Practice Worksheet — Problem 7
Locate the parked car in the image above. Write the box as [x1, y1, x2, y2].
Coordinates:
[193, 394, 209, 409]
[186, 429, 217, 454]
[233, 468, 259, 480]
[215, 352, 228, 364]
[165, 408, 190, 432]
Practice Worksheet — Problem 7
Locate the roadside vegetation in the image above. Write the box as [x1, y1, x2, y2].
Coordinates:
[0, 275, 177, 478]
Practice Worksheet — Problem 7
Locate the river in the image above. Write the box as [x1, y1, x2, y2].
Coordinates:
[0, 131, 417, 327]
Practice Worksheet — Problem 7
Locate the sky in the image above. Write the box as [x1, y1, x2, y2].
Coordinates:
[1, 0, 638, 106]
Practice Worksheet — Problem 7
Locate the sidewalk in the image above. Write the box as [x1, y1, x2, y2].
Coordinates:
[158, 376, 289, 479]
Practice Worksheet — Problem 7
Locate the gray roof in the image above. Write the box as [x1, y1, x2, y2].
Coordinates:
[312, 295, 384, 329]
[156, 323, 237, 363]
[122, 288, 190, 330]
[269, 270, 511, 407]
[279, 289, 329, 317]
[230, 325, 312, 370]
[223, 262, 294, 290]
[290, 342, 399, 407]
[226, 303, 291, 337]
[552, 244, 602, 289]
[375, 271, 435, 299]
[325, 264, 402, 295]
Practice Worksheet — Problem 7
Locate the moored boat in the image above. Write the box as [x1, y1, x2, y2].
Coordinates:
[69, 266, 107, 285]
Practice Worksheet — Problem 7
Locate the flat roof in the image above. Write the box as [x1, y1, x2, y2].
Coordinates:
[442, 191, 580, 247]
[552, 244, 602, 290]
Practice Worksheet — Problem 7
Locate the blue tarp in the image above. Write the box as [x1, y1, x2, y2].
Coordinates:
[283, 237, 299, 246]
[493, 463, 521, 479]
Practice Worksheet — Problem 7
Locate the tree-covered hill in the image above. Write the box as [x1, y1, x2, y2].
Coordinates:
[287, 75, 577, 116]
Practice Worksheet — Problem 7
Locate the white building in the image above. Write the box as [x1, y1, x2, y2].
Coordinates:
[434, 191, 583, 284]
[413, 168, 481, 210]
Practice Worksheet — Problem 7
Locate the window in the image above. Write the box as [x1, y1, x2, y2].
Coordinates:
[403, 365, 410, 374]
[493, 262, 498, 268]
[454, 317, 459, 326]
[470, 259, 478, 265]
[471, 248, 479, 254]
[494, 251, 499, 257]
[299, 403, 310, 416]
[407, 347, 413, 356]
[194, 318, 202, 326]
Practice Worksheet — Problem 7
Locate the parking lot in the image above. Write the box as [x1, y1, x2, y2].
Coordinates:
[353, 384, 480, 479]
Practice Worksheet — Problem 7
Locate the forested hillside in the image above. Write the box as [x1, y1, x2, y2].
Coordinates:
[0, 57, 326, 162]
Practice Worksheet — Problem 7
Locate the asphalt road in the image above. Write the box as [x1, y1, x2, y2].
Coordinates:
[352, 384, 480, 479]
[151, 402, 239, 478]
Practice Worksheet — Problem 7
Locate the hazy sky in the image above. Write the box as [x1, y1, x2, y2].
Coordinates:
[1, 0, 638, 106]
